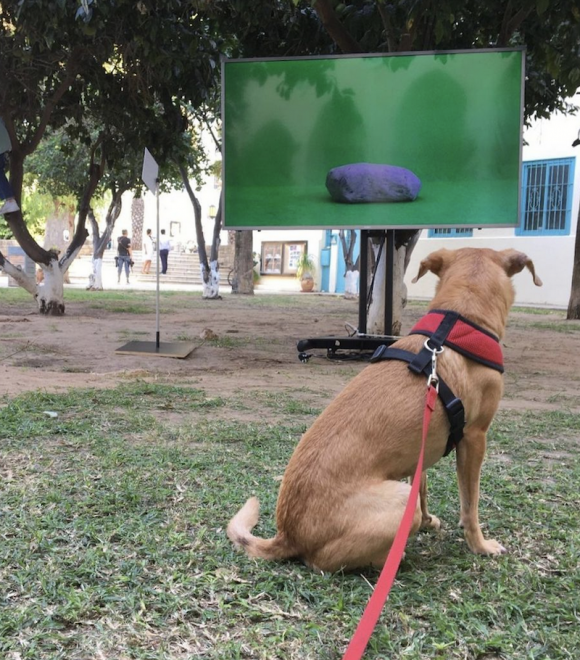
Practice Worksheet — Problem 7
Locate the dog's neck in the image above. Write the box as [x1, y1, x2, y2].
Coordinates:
[427, 259, 516, 341]
[428, 286, 511, 340]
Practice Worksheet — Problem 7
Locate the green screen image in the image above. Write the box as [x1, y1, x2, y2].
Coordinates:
[222, 49, 523, 230]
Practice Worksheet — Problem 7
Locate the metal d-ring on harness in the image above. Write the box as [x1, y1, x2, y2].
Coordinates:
[425, 339, 443, 392]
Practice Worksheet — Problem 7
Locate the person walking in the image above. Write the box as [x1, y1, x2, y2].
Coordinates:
[0, 118, 19, 215]
[116, 229, 132, 284]
[159, 229, 172, 275]
[141, 228, 154, 274]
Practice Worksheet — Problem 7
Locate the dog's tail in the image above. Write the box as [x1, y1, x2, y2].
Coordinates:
[227, 497, 296, 561]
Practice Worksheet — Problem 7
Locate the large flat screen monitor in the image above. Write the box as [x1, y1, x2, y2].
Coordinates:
[222, 49, 524, 230]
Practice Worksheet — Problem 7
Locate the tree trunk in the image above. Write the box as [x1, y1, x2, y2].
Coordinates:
[203, 193, 224, 299]
[344, 269, 360, 299]
[36, 261, 66, 315]
[88, 257, 104, 291]
[86, 192, 123, 290]
[178, 162, 223, 300]
[131, 197, 145, 251]
[201, 261, 221, 299]
[367, 237, 405, 335]
[231, 230, 254, 295]
[0, 252, 66, 315]
[366, 230, 421, 335]
[567, 206, 580, 319]
[43, 202, 75, 284]
[0, 120, 102, 313]
[6, 146, 24, 207]
[339, 229, 359, 299]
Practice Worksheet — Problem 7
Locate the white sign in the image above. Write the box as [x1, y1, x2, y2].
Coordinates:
[142, 148, 159, 194]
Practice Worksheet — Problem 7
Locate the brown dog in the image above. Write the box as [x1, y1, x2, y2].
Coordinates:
[228, 248, 542, 572]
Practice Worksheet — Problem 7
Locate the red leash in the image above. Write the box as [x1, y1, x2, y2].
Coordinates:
[342, 383, 438, 660]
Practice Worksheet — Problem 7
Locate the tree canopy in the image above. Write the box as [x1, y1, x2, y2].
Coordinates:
[0, 0, 579, 310]
[2, 0, 578, 212]
[296, 0, 580, 122]
[0, 0, 222, 268]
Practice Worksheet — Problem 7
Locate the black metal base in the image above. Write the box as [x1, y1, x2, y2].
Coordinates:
[297, 335, 398, 362]
[115, 340, 196, 359]
[297, 230, 399, 363]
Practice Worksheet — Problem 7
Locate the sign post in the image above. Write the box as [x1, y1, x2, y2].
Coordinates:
[142, 148, 161, 348]
[115, 149, 195, 359]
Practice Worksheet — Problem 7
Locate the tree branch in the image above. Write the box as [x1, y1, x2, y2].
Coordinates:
[498, 2, 535, 46]
[2, 199, 53, 264]
[339, 229, 358, 273]
[398, 0, 432, 52]
[312, 0, 363, 53]
[198, 111, 221, 152]
[88, 207, 100, 251]
[210, 191, 222, 264]
[95, 187, 125, 258]
[23, 48, 83, 157]
[61, 138, 105, 271]
[178, 160, 208, 279]
[0, 252, 37, 295]
[376, 2, 396, 52]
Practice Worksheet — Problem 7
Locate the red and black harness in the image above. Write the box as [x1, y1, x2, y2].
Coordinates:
[370, 309, 504, 456]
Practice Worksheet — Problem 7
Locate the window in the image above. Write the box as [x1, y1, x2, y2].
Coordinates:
[518, 158, 575, 236]
[261, 241, 306, 275]
[428, 228, 473, 238]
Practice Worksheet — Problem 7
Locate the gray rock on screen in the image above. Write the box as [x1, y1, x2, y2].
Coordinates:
[326, 163, 421, 203]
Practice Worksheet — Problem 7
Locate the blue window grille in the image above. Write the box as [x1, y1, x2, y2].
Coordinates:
[428, 227, 473, 238]
[517, 158, 575, 236]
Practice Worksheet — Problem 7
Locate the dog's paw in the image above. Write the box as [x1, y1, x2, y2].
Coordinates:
[422, 514, 441, 531]
[475, 539, 507, 556]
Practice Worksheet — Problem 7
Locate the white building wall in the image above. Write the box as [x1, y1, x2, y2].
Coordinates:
[406, 233, 575, 306]
[406, 100, 580, 308]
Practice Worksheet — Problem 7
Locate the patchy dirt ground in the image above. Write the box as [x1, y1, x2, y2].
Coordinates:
[0, 292, 579, 416]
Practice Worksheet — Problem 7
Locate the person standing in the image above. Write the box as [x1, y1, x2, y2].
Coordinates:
[159, 228, 172, 275]
[141, 228, 154, 274]
[0, 118, 19, 215]
[117, 229, 132, 284]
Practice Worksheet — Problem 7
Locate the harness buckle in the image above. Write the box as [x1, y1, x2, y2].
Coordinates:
[445, 397, 465, 441]
[370, 344, 389, 363]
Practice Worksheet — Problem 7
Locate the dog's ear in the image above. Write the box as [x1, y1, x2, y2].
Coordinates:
[412, 249, 450, 283]
[499, 250, 543, 286]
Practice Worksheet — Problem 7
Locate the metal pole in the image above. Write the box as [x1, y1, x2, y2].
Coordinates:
[384, 230, 394, 336]
[358, 230, 368, 334]
[155, 181, 160, 349]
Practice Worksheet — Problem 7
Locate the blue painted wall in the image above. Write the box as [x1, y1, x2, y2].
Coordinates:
[320, 230, 360, 294]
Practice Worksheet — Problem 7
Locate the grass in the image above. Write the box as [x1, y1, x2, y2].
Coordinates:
[1, 383, 579, 659]
[512, 306, 565, 316]
[206, 335, 249, 349]
[1, 287, 351, 320]
[528, 321, 580, 334]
